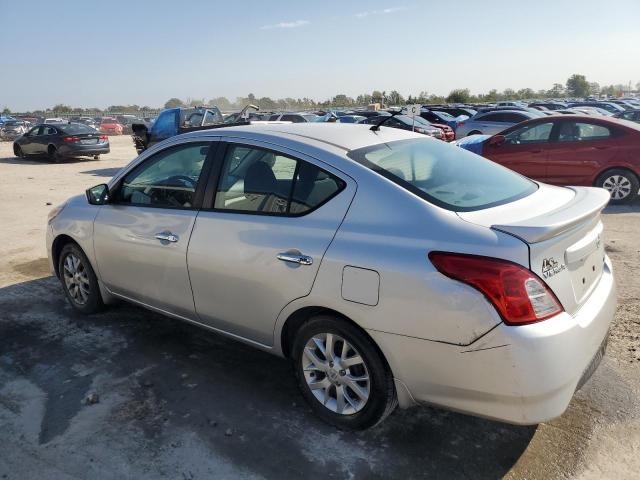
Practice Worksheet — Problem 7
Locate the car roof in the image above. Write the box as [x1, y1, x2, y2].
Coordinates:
[181, 122, 422, 151]
[505, 114, 640, 132]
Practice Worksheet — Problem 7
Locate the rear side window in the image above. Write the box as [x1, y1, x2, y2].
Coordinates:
[348, 138, 537, 212]
[558, 122, 611, 142]
[214, 145, 345, 215]
[479, 113, 505, 122]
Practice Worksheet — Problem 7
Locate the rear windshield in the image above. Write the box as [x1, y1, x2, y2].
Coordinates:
[348, 138, 537, 211]
[59, 123, 97, 134]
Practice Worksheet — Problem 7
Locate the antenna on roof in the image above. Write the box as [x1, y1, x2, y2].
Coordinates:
[370, 110, 402, 132]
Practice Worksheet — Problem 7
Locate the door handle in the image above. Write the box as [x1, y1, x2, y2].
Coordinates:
[277, 252, 313, 266]
[155, 231, 179, 243]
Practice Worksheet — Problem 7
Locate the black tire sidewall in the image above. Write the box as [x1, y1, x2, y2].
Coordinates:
[58, 243, 103, 314]
[14, 144, 23, 158]
[596, 169, 639, 204]
[292, 315, 395, 430]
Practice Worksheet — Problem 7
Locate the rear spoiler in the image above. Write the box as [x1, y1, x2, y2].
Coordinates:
[491, 187, 610, 243]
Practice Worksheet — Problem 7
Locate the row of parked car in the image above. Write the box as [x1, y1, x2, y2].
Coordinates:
[0, 114, 151, 140]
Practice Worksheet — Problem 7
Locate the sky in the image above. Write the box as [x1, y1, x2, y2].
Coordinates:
[1, 0, 639, 111]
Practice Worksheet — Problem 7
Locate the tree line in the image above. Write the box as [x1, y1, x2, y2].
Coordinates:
[5, 74, 637, 115]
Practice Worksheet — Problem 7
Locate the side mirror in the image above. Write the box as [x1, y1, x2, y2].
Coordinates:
[86, 184, 110, 205]
[488, 134, 505, 146]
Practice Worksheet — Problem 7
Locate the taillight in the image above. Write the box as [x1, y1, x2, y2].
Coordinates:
[428, 252, 563, 325]
[99, 135, 108, 141]
[457, 121, 465, 126]
[63, 136, 80, 142]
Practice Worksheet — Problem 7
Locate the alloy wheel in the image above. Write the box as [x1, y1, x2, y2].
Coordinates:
[62, 253, 90, 305]
[301, 332, 370, 415]
[602, 174, 632, 200]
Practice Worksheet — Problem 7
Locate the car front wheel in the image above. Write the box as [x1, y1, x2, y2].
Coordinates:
[596, 169, 639, 204]
[58, 243, 104, 314]
[292, 315, 397, 430]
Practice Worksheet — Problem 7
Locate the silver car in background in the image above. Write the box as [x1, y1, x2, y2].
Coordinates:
[47, 124, 615, 429]
[455, 110, 541, 138]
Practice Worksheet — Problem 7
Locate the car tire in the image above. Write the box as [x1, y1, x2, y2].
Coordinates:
[13, 144, 23, 158]
[467, 130, 482, 136]
[58, 243, 104, 314]
[595, 169, 639, 204]
[47, 145, 61, 163]
[292, 315, 397, 430]
[93, 155, 100, 160]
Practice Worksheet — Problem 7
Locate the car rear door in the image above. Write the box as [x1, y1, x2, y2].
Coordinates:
[187, 139, 356, 346]
[93, 140, 216, 319]
[484, 121, 554, 180]
[545, 120, 619, 185]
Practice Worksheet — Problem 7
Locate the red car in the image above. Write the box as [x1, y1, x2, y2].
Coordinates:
[467, 115, 640, 203]
[431, 123, 455, 142]
[99, 117, 123, 135]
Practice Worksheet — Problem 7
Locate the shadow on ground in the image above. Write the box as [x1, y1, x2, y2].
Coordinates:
[80, 167, 122, 177]
[0, 155, 102, 165]
[0, 277, 536, 479]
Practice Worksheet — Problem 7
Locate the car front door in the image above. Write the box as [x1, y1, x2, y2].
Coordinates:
[20, 126, 42, 155]
[544, 121, 619, 185]
[484, 121, 554, 180]
[93, 140, 215, 319]
[187, 140, 356, 345]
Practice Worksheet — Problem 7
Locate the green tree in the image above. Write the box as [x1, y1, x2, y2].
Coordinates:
[566, 74, 590, 97]
[52, 104, 72, 113]
[210, 96, 232, 110]
[164, 98, 184, 109]
[446, 88, 470, 103]
[387, 90, 404, 105]
[1, 107, 11, 115]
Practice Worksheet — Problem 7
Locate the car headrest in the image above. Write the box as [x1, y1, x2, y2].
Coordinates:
[244, 161, 276, 195]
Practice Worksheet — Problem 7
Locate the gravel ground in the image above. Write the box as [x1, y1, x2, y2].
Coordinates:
[0, 135, 638, 479]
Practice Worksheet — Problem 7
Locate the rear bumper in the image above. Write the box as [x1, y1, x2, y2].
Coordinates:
[369, 255, 616, 424]
[58, 144, 110, 157]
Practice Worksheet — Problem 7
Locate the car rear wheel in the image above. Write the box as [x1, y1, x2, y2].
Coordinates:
[93, 155, 100, 160]
[58, 243, 104, 314]
[13, 144, 23, 158]
[292, 315, 397, 430]
[596, 169, 639, 204]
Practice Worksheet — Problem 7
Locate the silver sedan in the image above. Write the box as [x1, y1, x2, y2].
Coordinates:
[455, 110, 542, 139]
[47, 123, 615, 429]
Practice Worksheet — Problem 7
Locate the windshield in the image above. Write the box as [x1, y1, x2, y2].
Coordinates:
[348, 138, 537, 211]
[303, 114, 321, 122]
[60, 123, 97, 134]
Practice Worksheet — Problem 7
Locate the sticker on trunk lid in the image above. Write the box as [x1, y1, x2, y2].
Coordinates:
[542, 257, 566, 279]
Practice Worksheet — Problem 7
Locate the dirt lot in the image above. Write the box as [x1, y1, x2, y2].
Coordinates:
[0, 135, 638, 479]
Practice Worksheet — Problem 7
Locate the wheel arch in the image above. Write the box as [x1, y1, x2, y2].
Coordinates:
[51, 234, 80, 278]
[593, 166, 639, 186]
[280, 306, 391, 371]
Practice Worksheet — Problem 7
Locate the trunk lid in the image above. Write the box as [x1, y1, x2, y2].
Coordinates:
[458, 184, 610, 315]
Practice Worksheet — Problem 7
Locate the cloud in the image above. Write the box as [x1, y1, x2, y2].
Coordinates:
[260, 19, 310, 30]
[355, 7, 405, 18]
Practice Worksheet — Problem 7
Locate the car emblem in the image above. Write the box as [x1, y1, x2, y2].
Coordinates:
[542, 257, 566, 279]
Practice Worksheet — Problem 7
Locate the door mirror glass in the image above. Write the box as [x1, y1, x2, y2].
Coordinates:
[488, 135, 505, 146]
[86, 184, 110, 205]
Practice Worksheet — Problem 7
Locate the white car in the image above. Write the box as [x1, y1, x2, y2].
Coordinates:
[44, 117, 65, 124]
[46, 123, 615, 429]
